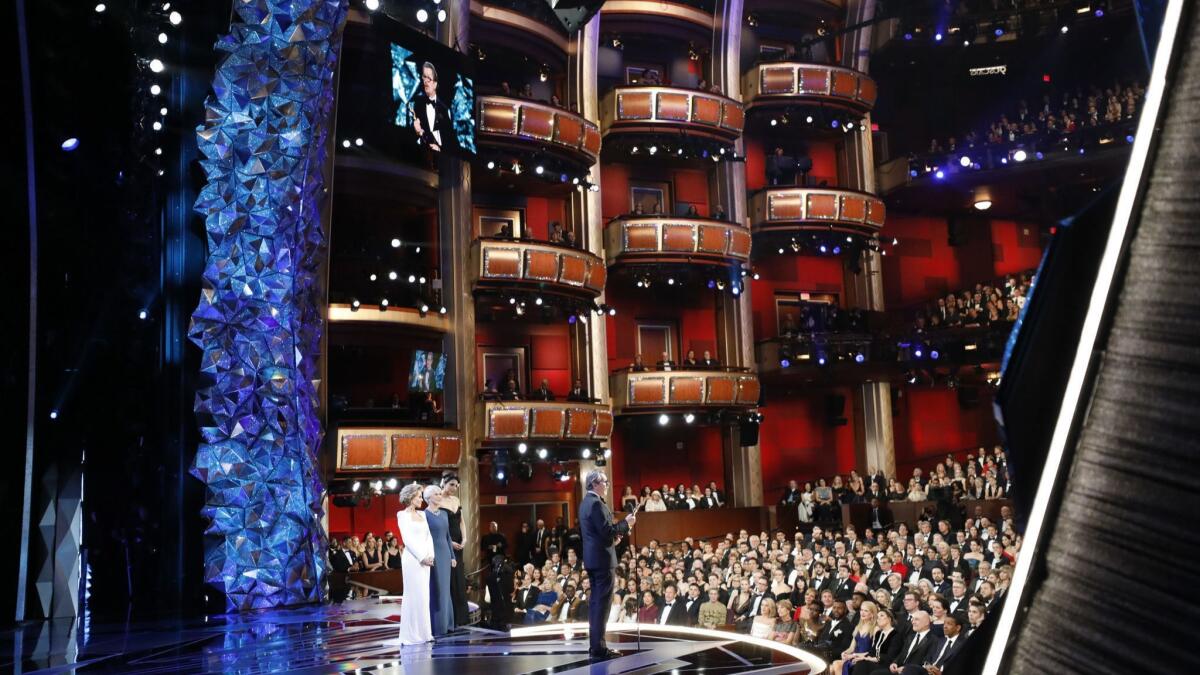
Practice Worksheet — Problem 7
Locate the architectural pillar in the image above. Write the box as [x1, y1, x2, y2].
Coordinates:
[841, 0, 896, 479]
[438, 0, 480, 575]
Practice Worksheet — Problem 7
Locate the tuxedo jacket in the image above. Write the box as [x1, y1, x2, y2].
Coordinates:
[516, 586, 541, 611]
[658, 600, 691, 626]
[411, 90, 457, 152]
[684, 597, 702, 625]
[818, 616, 853, 653]
[889, 630, 936, 668]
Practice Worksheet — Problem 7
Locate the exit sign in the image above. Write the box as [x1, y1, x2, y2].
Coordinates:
[494, 496, 508, 505]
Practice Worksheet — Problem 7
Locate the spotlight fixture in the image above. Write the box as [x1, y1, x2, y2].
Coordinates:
[536, 447, 549, 459]
[49, 410, 59, 420]
[974, 199, 993, 211]
[535, 297, 543, 306]
[95, 3, 106, 11]
[439, 306, 447, 315]
[351, 299, 361, 310]
[437, 8, 447, 22]
[931, 350, 941, 360]
[959, 155, 972, 167]
[390, 238, 401, 248]
[365, 0, 379, 9]
[1061, 24, 1069, 33]
[535, 165, 544, 175]
[486, 160, 496, 170]
[342, 139, 351, 148]
[581, 448, 592, 459]
[1013, 149, 1028, 162]
[855, 352, 865, 363]
[158, 32, 168, 44]
[149, 59, 165, 73]
[417, 8, 429, 22]
[517, 442, 528, 454]
[934, 170, 945, 180]
[61, 138, 80, 152]
[352, 481, 361, 492]
[658, 414, 670, 426]
[380, 298, 389, 308]
[354, 137, 364, 147]
[684, 413, 695, 424]
[138, 309, 148, 320]
[604, 448, 612, 459]
[648, 145, 657, 155]
[419, 303, 430, 315]
[408, 274, 417, 283]
[150, 84, 162, 96]
[386, 477, 398, 490]
[168, 10, 182, 25]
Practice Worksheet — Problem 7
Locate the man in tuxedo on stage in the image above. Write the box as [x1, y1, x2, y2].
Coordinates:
[580, 470, 636, 660]
[411, 61, 456, 153]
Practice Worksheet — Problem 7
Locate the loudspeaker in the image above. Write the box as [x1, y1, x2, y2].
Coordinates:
[947, 216, 968, 246]
[739, 421, 760, 446]
[825, 394, 848, 426]
[543, 0, 607, 32]
[957, 386, 980, 409]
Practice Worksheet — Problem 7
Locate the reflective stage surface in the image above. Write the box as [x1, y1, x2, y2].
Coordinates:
[1, 600, 822, 674]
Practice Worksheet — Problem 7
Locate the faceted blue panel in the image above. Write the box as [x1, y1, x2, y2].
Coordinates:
[189, 0, 348, 611]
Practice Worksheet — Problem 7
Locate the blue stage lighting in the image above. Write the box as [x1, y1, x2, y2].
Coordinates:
[931, 350, 940, 360]
[780, 358, 790, 368]
[855, 353, 865, 363]
[61, 138, 80, 151]
[934, 170, 945, 180]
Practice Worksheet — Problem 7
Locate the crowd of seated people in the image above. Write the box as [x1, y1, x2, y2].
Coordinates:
[481, 374, 593, 403]
[627, 349, 724, 372]
[617, 202, 730, 221]
[779, 447, 1011, 530]
[915, 77, 1146, 164]
[910, 271, 1035, 332]
[487, 219, 581, 249]
[328, 531, 403, 574]
[621, 481, 728, 512]
[492, 490, 1015, 671]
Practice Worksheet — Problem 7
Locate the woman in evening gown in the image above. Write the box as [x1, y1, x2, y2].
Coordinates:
[439, 473, 470, 627]
[423, 484, 456, 636]
[397, 483, 434, 646]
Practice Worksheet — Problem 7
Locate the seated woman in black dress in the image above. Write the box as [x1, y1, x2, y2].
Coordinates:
[384, 538, 403, 570]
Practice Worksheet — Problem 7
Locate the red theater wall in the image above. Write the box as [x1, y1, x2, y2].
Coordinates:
[891, 385, 999, 477]
[749, 255, 846, 338]
[475, 322, 573, 394]
[605, 289, 718, 369]
[609, 423, 725, 495]
[758, 387, 858, 494]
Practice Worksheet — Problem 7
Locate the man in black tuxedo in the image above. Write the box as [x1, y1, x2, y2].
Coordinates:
[531, 378, 555, 401]
[411, 61, 456, 153]
[328, 538, 359, 573]
[683, 583, 703, 626]
[869, 497, 894, 530]
[699, 350, 720, 368]
[580, 470, 636, 660]
[868, 610, 935, 675]
[779, 479, 802, 506]
[817, 600, 854, 654]
[656, 351, 676, 371]
[566, 379, 589, 402]
[809, 562, 833, 595]
[929, 567, 950, 597]
[924, 615, 965, 675]
[707, 481, 724, 506]
[657, 585, 690, 626]
[532, 518, 550, 557]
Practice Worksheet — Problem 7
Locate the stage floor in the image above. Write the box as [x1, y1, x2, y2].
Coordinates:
[2, 599, 823, 674]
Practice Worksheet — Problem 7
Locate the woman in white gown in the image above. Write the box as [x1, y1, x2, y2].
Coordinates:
[397, 483, 435, 646]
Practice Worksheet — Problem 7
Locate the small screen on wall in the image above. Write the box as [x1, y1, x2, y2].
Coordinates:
[409, 350, 446, 392]
[390, 43, 476, 156]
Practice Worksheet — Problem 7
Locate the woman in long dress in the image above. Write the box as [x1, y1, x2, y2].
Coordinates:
[397, 483, 434, 646]
[439, 474, 470, 627]
[423, 484, 456, 636]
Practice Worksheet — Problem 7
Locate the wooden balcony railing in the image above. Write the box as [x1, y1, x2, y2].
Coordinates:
[472, 238, 606, 299]
[749, 186, 886, 237]
[335, 427, 462, 473]
[610, 369, 760, 414]
[477, 95, 601, 165]
[478, 400, 614, 444]
[601, 85, 744, 142]
[605, 215, 751, 266]
[743, 62, 877, 114]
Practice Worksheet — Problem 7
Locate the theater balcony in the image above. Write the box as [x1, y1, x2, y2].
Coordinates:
[600, 85, 744, 146]
[470, 1, 571, 66]
[749, 186, 886, 247]
[604, 215, 752, 272]
[477, 95, 602, 168]
[471, 238, 607, 303]
[477, 400, 614, 446]
[610, 368, 761, 416]
[743, 63, 876, 116]
[334, 426, 463, 476]
[600, 1, 715, 43]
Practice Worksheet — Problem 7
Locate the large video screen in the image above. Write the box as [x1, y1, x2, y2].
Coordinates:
[409, 349, 446, 392]
[389, 42, 476, 156]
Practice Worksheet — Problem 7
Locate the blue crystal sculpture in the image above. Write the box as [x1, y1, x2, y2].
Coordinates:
[189, 0, 349, 611]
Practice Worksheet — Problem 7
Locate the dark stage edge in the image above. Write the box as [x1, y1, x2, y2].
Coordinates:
[0, 599, 826, 674]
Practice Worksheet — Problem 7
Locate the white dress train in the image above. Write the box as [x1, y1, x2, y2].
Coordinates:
[397, 509, 434, 646]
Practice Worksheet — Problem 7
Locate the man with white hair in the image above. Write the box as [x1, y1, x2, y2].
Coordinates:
[580, 469, 636, 660]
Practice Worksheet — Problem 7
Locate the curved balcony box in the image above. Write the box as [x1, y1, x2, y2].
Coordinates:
[601, 86, 744, 143]
[336, 427, 462, 474]
[610, 370, 761, 414]
[477, 95, 601, 166]
[750, 187, 886, 238]
[472, 239, 606, 301]
[744, 63, 876, 115]
[605, 216, 752, 268]
[479, 401, 614, 445]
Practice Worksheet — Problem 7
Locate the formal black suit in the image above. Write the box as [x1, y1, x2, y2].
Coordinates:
[684, 595, 702, 626]
[328, 548, 357, 572]
[566, 387, 589, 402]
[658, 599, 690, 626]
[411, 89, 457, 152]
[779, 487, 802, 505]
[869, 505, 894, 529]
[818, 615, 854, 654]
[810, 576, 834, 595]
[926, 633, 964, 670]
[531, 386, 555, 401]
[580, 490, 630, 654]
[868, 629, 936, 675]
[515, 585, 540, 614]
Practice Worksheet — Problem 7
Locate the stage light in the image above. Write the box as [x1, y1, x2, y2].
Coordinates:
[1035, 151, 1044, 160]
[581, 448, 592, 459]
[416, 8, 428, 22]
[351, 299, 360, 310]
[833, 246, 841, 254]
[934, 170, 945, 180]
[154, 147, 163, 156]
[819, 245, 828, 253]
[915, 348, 923, 358]
[138, 309, 149, 320]
[437, 9, 447, 22]
[855, 352, 865, 363]
[771, 118, 778, 127]
[153, 121, 163, 131]
[731, 285, 741, 296]
[604, 448, 612, 459]
[753, 272, 760, 280]
[684, 413, 695, 424]
[588, 184, 599, 192]
[150, 84, 162, 96]
[354, 137, 364, 147]
[904, 32, 913, 40]
[352, 481, 361, 492]
[342, 139, 351, 148]
[963, 39, 970, 46]
[805, 116, 814, 124]
[535, 296, 543, 305]
[537, 447, 549, 459]
[677, 148, 684, 156]
[608, 307, 617, 316]
[667, 277, 675, 285]
[386, 478, 398, 490]
[648, 145, 657, 155]
[380, 298, 389, 307]
[1126, 134, 1135, 143]
[780, 358, 790, 368]
[168, 9, 182, 24]
[61, 137, 79, 152]
[931, 350, 940, 360]
[817, 355, 827, 366]
[389, 238, 402, 248]
[831, 120, 839, 129]
[846, 122, 855, 130]
[908, 373, 919, 384]
[419, 276, 427, 284]
[535, 165, 544, 175]
[49, 410, 59, 420]
[149, 59, 165, 73]
[707, 279, 716, 289]
[1095, 7, 1104, 16]
[959, 155, 971, 167]
[518, 442, 528, 454]
[1061, 25, 1069, 33]
[158, 32, 168, 44]
[658, 414, 670, 426]
[371, 480, 383, 492]
[994, 27, 1003, 36]
[407, 274, 416, 283]
[1013, 149, 1027, 162]
[1000, 157, 1008, 164]
[778, 247, 785, 254]
[95, 3, 106, 11]
[935, 32, 943, 41]
[439, 306, 447, 315]
[486, 160, 496, 170]
[365, 0, 380, 9]
[974, 199, 993, 211]
[495, 468, 506, 481]
[419, 303, 430, 314]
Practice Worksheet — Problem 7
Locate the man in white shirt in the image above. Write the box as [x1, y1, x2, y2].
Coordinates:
[659, 585, 689, 626]
[411, 61, 455, 152]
